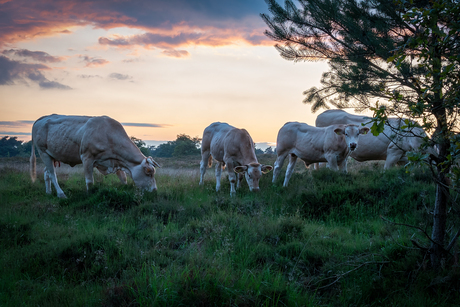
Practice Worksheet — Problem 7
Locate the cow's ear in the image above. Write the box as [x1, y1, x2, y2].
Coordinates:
[144, 165, 155, 175]
[234, 165, 248, 173]
[334, 128, 344, 135]
[360, 127, 370, 135]
[261, 165, 273, 174]
[142, 158, 155, 175]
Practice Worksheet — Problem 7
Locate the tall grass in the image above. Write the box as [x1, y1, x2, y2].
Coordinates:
[0, 156, 459, 306]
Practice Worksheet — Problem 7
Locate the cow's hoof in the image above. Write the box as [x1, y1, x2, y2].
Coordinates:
[58, 193, 67, 199]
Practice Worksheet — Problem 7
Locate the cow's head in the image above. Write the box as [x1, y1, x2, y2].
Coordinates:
[334, 125, 370, 152]
[234, 162, 273, 192]
[132, 156, 160, 192]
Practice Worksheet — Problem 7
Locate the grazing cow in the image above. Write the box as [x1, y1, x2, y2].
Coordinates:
[315, 109, 436, 169]
[272, 122, 369, 187]
[199, 122, 273, 196]
[30, 114, 160, 198]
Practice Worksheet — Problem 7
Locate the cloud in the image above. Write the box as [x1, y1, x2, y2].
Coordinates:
[161, 49, 189, 58]
[0, 120, 34, 127]
[108, 73, 132, 81]
[0, 55, 71, 89]
[2, 49, 64, 63]
[122, 123, 168, 128]
[28, 72, 71, 89]
[78, 74, 102, 79]
[0, 131, 31, 136]
[80, 55, 110, 67]
[0, 0, 272, 48]
[98, 26, 272, 50]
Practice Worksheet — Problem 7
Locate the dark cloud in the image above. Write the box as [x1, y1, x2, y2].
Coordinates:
[108, 73, 132, 80]
[0, 55, 71, 89]
[0, 0, 271, 47]
[80, 55, 110, 67]
[2, 49, 64, 63]
[0, 131, 31, 136]
[28, 71, 71, 89]
[122, 123, 167, 128]
[98, 29, 269, 52]
[0, 120, 34, 127]
[78, 74, 102, 79]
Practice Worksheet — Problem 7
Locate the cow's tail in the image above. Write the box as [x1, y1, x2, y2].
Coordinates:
[207, 154, 213, 168]
[30, 139, 36, 183]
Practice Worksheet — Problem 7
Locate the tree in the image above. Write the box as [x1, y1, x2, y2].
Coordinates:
[152, 141, 176, 158]
[254, 146, 264, 155]
[264, 146, 275, 155]
[0, 136, 30, 157]
[130, 136, 151, 156]
[151, 134, 201, 158]
[172, 134, 201, 157]
[262, 0, 460, 268]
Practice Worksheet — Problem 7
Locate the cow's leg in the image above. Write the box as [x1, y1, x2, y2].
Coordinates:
[338, 157, 348, 173]
[385, 147, 405, 169]
[215, 161, 223, 192]
[116, 170, 128, 184]
[273, 152, 289, 183]
[226, 161, 237, 196]
[236, 172, 244, 189]
[283, 154, 298, 187]
[44, 167, 52, 194]
[325, 154, 339, 171]
[81, 158, 95, 192]
[40, 153, 66, 198]
[200, 151, 211, 186]
[315, 162, 327, 170]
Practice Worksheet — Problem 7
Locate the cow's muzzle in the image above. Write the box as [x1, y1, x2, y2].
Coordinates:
[349, 143, 357, 151]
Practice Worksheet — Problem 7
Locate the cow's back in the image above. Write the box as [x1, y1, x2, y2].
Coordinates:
[277, 122, 328, 157]
[32, 114, 92, 165]
[79, 116, 139, 162]
[202, 122, 234, 160]
[316, 109, 370, 127]
[222, 127, 257, 164]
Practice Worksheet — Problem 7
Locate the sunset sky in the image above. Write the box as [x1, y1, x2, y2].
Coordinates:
[0, 0, 330, 149]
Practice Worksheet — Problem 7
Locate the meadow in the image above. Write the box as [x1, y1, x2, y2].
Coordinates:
[1, 155, 460, 306]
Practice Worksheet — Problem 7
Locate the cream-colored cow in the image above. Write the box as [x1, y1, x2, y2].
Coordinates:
[30, 114, 160, 198]
[315, 109, 436, 169]
[273, 121, 369, 187]
[199, 122, 273, 196]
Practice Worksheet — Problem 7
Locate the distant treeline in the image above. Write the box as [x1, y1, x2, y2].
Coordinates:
[0, 137, 33, 157]
[1, 134, 274, 158]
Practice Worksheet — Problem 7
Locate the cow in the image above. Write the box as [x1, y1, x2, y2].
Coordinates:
[315, 109, 436, 169]
[272, 122, 369, 187]
[30, 114, 160, 198]
[199, 122, 273, 196]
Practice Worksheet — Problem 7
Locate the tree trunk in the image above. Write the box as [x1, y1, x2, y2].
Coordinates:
[430, 173, 449, 268]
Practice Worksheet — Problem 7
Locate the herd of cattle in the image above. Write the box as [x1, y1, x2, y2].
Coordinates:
[29, 111, 436, 198]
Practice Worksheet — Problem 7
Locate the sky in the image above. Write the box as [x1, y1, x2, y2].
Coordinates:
[0, 0, 329, 150]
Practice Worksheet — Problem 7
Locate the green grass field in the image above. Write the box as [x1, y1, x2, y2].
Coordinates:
[1, 155, 459, 306]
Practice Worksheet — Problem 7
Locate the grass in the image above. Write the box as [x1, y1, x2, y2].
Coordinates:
[0, 155, 459, 306]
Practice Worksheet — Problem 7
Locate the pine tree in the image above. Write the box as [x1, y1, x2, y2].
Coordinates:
[262, 0, 460, 268]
